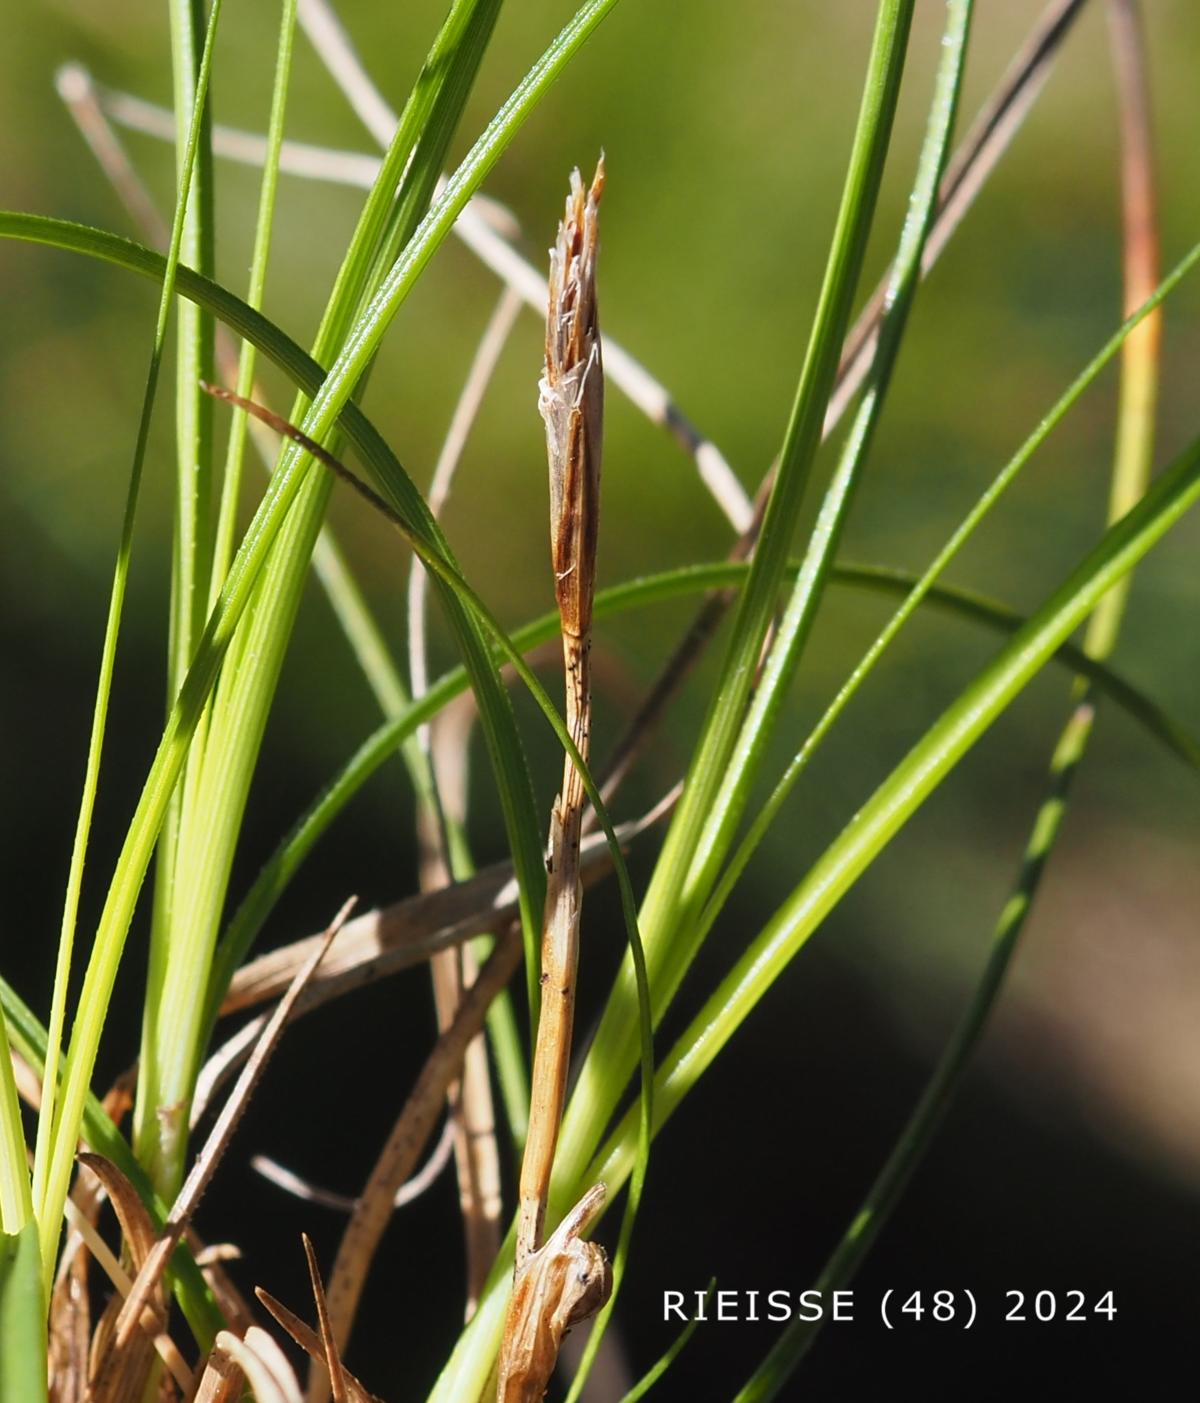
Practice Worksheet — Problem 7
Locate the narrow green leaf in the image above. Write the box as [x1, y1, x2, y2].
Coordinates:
[687, 0, 974, 941]
[0, 1006, 31, 1234]
[151, 0, 220, 1028]
[0, 977, 223, 1349]
[30, 0, 225, 1286]
[588, 429, 1200, 1212]
[619, 1278, 715, 1403]
[0, 1224, 47, 1403]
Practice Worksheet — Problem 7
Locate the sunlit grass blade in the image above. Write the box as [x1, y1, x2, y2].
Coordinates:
[151, 0, 220, 1016]
[735, 13, 1165, 1395]
[586, 427, 1200, 1217]
[0, 1223, 47, 1403]
[134, 0, 512, 1200]
[29, 0, 225, 1285]
[687, 0, 972, 892]
[206, 0, 297, 607]
[166, 0, 217, 701]
[0, 1005, 32, 1234]
[633, 0, 915, 944]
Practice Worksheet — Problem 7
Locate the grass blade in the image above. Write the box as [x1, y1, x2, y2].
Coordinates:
[0, 1224, 47, 1403]
[133, 0, 510, 1200]
[735, 10, 1165, 1394]
[587, 428, 1200, 1216]
[0, 1006, 32, 1234]
[30, 0, 225, 1285]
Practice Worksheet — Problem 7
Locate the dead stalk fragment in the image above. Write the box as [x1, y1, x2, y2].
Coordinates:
[496, 1185, 612, 1403]
[499, 159, 610, 1401]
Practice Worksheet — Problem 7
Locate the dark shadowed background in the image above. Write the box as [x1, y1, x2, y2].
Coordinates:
[2, 2, 1200, 1398]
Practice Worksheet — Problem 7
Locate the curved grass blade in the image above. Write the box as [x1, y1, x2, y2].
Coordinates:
[205, 552, 1200, 1032]
[586, 428, 1200, 1220]
[630, 0, 916, 979]
[684, 0, 973, 931]
[735, 11, 1165, 1395]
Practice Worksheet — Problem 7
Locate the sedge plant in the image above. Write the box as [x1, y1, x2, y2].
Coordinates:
[0, 0, 1197, 1399]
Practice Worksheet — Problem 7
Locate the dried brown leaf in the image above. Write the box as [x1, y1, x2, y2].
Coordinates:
[254, 1290, 383, 1403]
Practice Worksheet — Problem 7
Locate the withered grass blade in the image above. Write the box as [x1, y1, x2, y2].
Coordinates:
[302, 1234, 350, 1403]
[255, 1288, 384, 1403]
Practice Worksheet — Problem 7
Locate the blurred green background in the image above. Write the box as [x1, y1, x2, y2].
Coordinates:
[3, 2, 1200, 1396]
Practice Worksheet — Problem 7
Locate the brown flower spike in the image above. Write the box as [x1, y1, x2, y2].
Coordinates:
[499, 160, 609, 1401]
[543, 159, 604, 650]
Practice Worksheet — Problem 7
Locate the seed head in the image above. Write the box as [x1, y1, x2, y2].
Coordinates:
[541, 158, 605, 642]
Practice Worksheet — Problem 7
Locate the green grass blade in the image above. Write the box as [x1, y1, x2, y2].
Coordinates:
[736, 21, 1167, 1393]
[207, 0, 297, 604]
[0, 1224, 47, 1403]
[152, 0, 220, 1004]
[683, 0, 973, 941]
[134, 0, 511, 1198]
[0, 978, 223, 1348]
[28, 0, 224, 1282]
[0, 1006, 32, 1234]
[632, 0, 915, 945]
[166, 0, 217, 702]
[587, 428, 1200, 1213]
